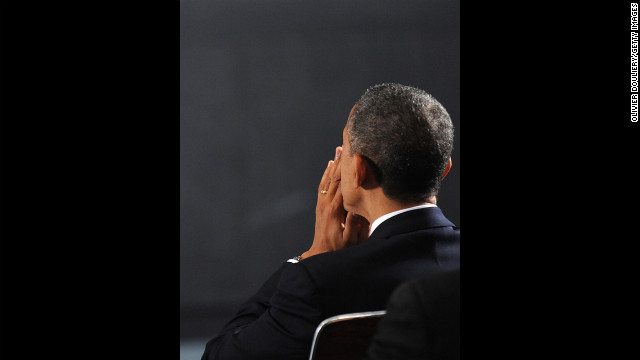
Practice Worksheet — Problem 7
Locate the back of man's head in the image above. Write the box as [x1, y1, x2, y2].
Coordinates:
[347, 83, 454, 205]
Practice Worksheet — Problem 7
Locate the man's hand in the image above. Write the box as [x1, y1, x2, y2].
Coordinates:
[300, 146, 369, 260]
[343, 211, 370, 247]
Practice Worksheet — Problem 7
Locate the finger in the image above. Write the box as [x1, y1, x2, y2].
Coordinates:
[321, 146, 341, 193]
[331, 180, 345, 209]
[327, 147, 342, 196]
[345, 211, 356, 225]
[327, 146, 341, 181]
[318, 159, 333, 193]
[344, 211, 365, 245]
[320, 160, 334, 194]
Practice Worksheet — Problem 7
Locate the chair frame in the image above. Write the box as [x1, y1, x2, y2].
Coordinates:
[308, 310, 386, 360]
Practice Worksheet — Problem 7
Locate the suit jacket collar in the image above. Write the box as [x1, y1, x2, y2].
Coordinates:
[368, 207, 455, 241]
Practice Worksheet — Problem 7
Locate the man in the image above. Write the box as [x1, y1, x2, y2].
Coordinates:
[201, 83, 460, 360]
[367, 268, 461, 360]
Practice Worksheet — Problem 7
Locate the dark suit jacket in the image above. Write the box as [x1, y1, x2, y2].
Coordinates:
[201, 207, 460, 360]
[367, 268, 461, 360]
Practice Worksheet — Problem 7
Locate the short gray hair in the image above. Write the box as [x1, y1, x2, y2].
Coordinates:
[347, 83, 454, 204]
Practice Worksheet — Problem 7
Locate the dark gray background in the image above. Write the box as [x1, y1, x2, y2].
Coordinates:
[180, 0, 460, 343]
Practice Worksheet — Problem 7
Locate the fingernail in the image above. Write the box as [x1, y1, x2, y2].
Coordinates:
[335, 147, 342, 160]
[327, 160, 332, 168]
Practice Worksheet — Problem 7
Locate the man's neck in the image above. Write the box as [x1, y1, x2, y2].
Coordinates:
[358, 190, 437, 224]
[368, 203, 437, 236]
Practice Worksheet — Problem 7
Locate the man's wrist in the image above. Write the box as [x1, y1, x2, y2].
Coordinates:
[287, 254, 304, 263]
[301, 249, 319, 260]
[300, 245, 332, 260]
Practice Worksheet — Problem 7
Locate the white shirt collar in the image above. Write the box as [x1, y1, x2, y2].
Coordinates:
[369, 203, 437, 236]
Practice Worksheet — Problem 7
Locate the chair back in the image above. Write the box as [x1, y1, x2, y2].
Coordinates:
[309, 310, 386, 360]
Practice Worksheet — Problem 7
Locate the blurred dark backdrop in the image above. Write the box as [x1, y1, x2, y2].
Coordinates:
[180, 0, 460, 342]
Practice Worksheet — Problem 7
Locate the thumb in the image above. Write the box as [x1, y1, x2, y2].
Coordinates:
[344, 212, 366, 246]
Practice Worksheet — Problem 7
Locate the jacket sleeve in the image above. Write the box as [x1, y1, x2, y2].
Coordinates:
[201, 262, 324, 360]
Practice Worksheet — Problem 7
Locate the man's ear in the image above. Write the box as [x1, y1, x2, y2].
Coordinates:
[441, 157, 452, 180]
[354, 154, 368, 187]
